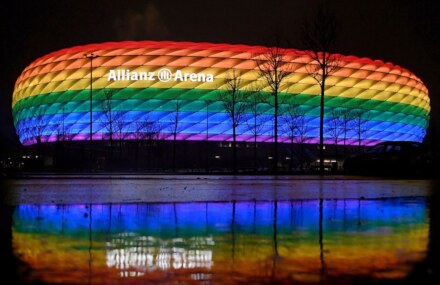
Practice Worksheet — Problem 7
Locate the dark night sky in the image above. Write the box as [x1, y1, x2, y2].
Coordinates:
[1, 0, 439, 152]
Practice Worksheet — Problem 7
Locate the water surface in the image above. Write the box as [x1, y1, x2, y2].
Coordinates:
[12, 198, 428, 284]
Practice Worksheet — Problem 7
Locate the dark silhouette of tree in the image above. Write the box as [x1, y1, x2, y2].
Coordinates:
[282, 100, 308, 171]
[134, 115, 161, 170]
[254, 40, 293, 173]
[101, 89, 116, 159]
[350, 109, 371, 153]
[29, 105, 47, 157]
[319, 198, 326, 277]
[133, 121, 145, 170]
[114, 114, 125, 160]
[169, 99, 183, 171]
[302, 3, 340, 173]
[340, 109, 353, 158]
[282, 105, 297, 171]
[247, 87, 269, 172]
[101, 89, 126, 167]
[295, 109, 310, 172]
[218, 70, 249, 173]
[55, 107, 68, 143]
[205, 99, 211, 172]
[54, 107, 70, 170]
[54, 122, 63, 143]
[327, 108, 345, 158]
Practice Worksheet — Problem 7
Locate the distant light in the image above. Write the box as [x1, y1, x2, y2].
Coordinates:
[268, 156, 273, 160]
[286, 156, 291, 160]
[316, 159, 337, 163]
[214, 155, 220, 159]
[35, 155, 39, 158]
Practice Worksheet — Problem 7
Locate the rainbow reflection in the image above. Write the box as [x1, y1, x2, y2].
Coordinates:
[13, 199, 428, 284]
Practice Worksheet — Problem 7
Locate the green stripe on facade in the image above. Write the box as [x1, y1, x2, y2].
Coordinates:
[12, 88, 429, 128]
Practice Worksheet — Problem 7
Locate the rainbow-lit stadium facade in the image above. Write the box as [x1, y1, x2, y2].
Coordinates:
[12, 41, 430, 146]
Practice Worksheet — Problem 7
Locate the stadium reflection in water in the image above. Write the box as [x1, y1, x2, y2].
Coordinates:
[13, 199, 428, 284]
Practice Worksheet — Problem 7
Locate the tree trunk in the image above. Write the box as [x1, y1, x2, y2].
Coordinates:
[233, 125, 237, 173]
[254, 136, 257, 172]
[343, 127, 347, 158]
[273, 201, 278, 257]
[319, 79, 325, 174]
[274, 92, 278, 173]
[290, 137, 294, 172]
[173, 133, 177, 171]
[254, 102, 258, 172]
[109, 129, 113, 162]
[206, 101, 209, 172]
[319, 198, 326, 276]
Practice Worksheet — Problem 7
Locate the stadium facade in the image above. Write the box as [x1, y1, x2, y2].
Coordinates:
[12, 41, 430, 146]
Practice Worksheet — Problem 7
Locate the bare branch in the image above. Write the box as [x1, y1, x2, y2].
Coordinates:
[254, 45, 292, 102]
[282, 101, 309, 144]
[327, 108, 345, 145]
[301, 3, 341, 172]
[29, 105, 47, 144]
[253, 38, 294, 172]
[101, 89, 117, 141]
[218, 70, 249, 129]
[135, 116, 162, 142]
[350, 108, 371, 148]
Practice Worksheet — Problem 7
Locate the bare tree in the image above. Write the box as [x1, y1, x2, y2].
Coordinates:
[55, 123, 64, 143]
[114, 114, 125, 160]
[133, 115, 162, 170]
[101, 89, 116, 158]
[295, 109, 310, 171]
[350, 109, 371, 153]
[133, 120, 146, 171]
[282, 101, 308, 171]
[54, 107, 71, 171]
[282, 105, 297, 171]
[339, 109, 353, 158]
[302, 3, 340, 173]
[169, 99, 183, 171]
[204, 99, 210, 172]
[29, 105, 47, 157]
[54, 107, 68, 143]
[327, 108, 345, 158]
[136, 118, 162, 142]
[218, 70, 249, 173]
[254, 40, 292, 173]
[247, 87, 270, 172]
[101, 89, 127, 164]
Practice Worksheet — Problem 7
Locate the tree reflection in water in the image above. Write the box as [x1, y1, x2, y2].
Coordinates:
[11, 198, 429, 284]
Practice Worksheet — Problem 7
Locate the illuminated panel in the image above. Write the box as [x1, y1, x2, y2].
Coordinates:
[12, 199, 428, 284]
[12, 41, 430, 145]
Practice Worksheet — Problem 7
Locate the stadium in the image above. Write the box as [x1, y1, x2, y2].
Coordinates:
[11, 41, 430, 170]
